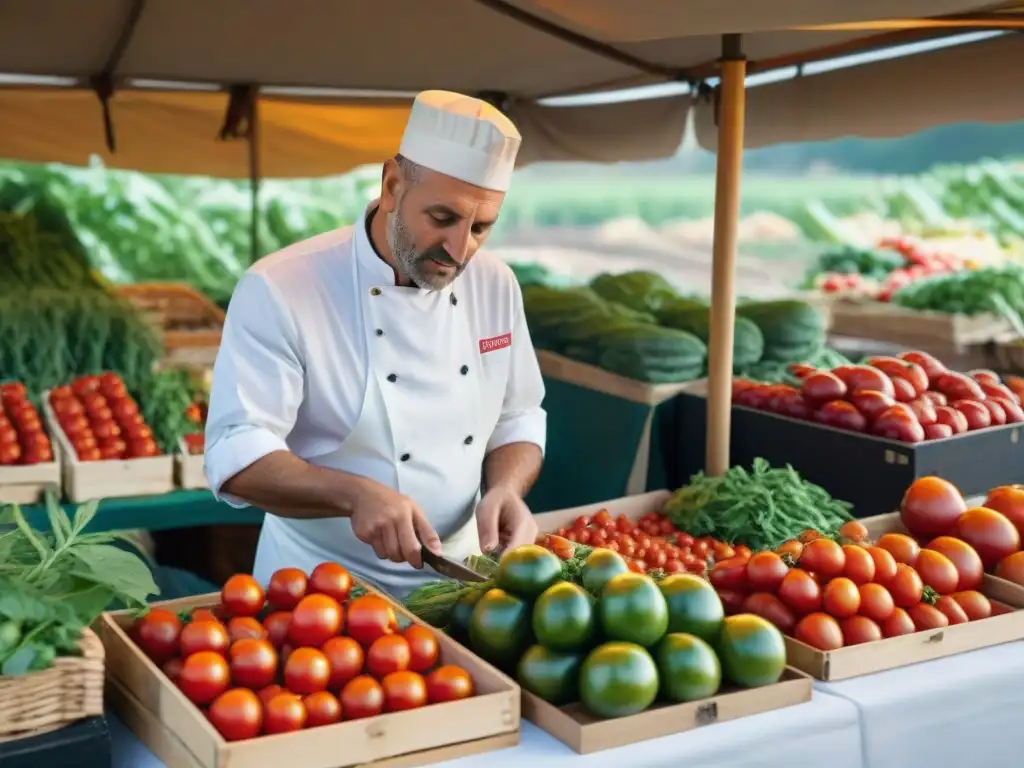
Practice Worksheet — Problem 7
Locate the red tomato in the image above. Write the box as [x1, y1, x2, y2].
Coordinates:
[813, 400, 868, 432]
[262, 611, 291, 648]
[840, 616, 882, 646]
[308, 562, 353, 602]
[61, 414, 90, 436]
[890, 377, 919, 403]
[876, 533, 920, 567]
[50, 397, 84, 417]
[288, 594, 343, 647]
[264, 693, 307, 734]
[898, 351, 947, 382]
[340, 675, 385, 720]
[977, 379, 1018, 401]
[777, 568, 822, 614]
[716, 588, 747, 615]
[709, 557, 749, 591]
[858, 583, 895, 622]
[303, 691, 342, 727]
[208, 688, 263, 741]
[822, 577, 861, 618]
[866, 356, 928, 396]
[229, 638, 278, 690]
[950, 590, 992, 621]
[907, 398, 938, 426]
[221, 574, 265, 618]
[841, 545, 876, 584]
[124, 422, 154, 440]
[799, 538, 846, 580]
[323, 636, 365, 690]
[382, 670, 428, 712]
[266, 568, 308, 610]
[162, 657, 183, 684]
[924, 423, 954, 440]
[425, 665, 474, 703]
[258, 684, 287, 706]
[133, 608, 182, 663]
[191, 607, 224, 624]
[995, 551, 1024, 587]
[983, 486, 1024, 540]
[744, 551, 789, 592]
[801, 372, 848, 404]
[347, 595, 398, 646]
[794, 612, 844, 650]
[850, 390, 897, 422]
[888, 564, 924, 608]
[882, 607, 916, 637]
[934, 406, 969, 434]
[179, 620, 230, 657]
[129, 437, 160, 458]
[832, 365, 896, 398]
[742, 592, 796, 634]
[402, 625, 440, 673]
[982, 399, 1008, 426]
[865, 546, 898, 585]
[924, 537, 983, 592]
[284, 647, 331, 695]
[777, 540, 804, 560]
[179, 651, 231, 705]
[933, 372, 986, 402]
[872, 405, 925, 443]
[914, 549, 959, 595]
[933, 596, 969, 625]
[994, 397, 1024, 423]
[111, 398, 140, 422]
[921, 391, 948, 408]
[366, 635, 411, 679]
[955, 507, 1021, 569]
[908, 603, 949, 631]
[838, 521, 869, 544]
[226, 617, 267, 643]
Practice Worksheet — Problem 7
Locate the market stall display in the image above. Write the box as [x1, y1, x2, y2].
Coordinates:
[115, 283, 226, 368]
[98, 563, 519, 768]
[0, 380, 60, 503]
[176, 397, 208, 490]
[0, 496, 157, 739]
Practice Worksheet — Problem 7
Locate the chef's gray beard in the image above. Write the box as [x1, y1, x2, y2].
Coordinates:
[386, 207, 464, 291]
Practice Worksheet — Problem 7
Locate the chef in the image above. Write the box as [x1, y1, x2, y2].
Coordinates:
[204, 90, 546, 599]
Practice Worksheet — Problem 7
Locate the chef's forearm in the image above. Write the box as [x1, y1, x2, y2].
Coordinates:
[483, 442, 543, 498]
[220, 451, 367, 519]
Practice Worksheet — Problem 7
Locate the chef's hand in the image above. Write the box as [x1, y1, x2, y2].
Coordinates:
[476, 486, 538, 554]
[349, 479, 442, 568]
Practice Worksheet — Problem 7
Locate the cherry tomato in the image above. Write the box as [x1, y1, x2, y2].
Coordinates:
[227, 616, 267, 643]
[425, 665, 474, 704]
[741, 592, 796, 634]
[366, 635, 411, 679]
[221, 574, 265, 618]
[133, 608, 182, 663]
[888, 564, 924, 608]
[346, 595, 398, 646]
[882, 607, 916, 637]
[913, 549, 959, 595]
[402, 625, 440, 673]
[288, 594, 343, 648]
[857, 583, 895, 623]
[899, 477, 967, 539]
[794, 612, 844, 651]
[229, 638, 278, 690]
[708, 558, 748, 592]
[262, 611, 291, 648]
[179, 651, 231, 705]
[733, 545, 752, 561]
[258, 684, 288, 706]
[745, 551, 789, 593]
[955, 507, 1021, 569]
[777, 568, 822, 615]
[798, 529, 822, 544]
[838, 521, 869, 543]
[865, 546, 898, 585]
[822, 577, 861, 619]
[129, 437, 160, 458]
[179, 620, 230, 657]
[908, 603, 949, 631]
[308, 562, 353, 602]
[925, 537, 984, 591]
[876, 533, 921, 567]
[322, 636, 364, 690]
[300, 690, 342, 727]
[50, 396, 83, 417]
[273, 648, 328, 699]
[777, 540, 804, 560]
[799, 538, 846, 580]
[340, 675, 385, 719]
[208, 688, 263, 741]
[664, 558, 685, 574]
[841, 545, 876, 585]
[950, 590, 992, 621]
[933, 595, 969, 625]
[264, 693, 307, 734]
[840, 616, 882, 646]
[266, 567, 308, 610]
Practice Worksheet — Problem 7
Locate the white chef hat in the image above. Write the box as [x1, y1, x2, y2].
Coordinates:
[398, 90, 521, 193]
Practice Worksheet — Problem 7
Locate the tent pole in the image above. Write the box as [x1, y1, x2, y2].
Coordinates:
[705, 34, 747, 476]
[249, 93, 261, 264]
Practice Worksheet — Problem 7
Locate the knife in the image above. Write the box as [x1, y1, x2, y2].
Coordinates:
[420, 547, 489, 583]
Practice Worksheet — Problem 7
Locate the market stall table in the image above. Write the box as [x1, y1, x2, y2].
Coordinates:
[818, 640, 1024, 768]
[108, 691, 862, 768]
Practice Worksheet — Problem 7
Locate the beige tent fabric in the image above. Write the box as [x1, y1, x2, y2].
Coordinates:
[694, 33, 1024, 149]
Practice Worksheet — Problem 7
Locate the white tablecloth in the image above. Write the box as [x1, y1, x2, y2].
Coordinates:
[110, 691, 863, 768]
[818, 640, 1024, 768]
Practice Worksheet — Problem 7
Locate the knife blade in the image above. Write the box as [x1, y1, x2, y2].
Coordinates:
[420, 548, 489, 583]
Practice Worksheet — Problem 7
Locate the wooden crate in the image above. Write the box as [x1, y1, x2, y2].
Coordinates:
[42, 392, 174, 502]
[991, 338, 1024, 375]
[532, 491, 812, 754]
[116, 283, 224, 367]
[175, 436, 208, 490]
[0, 454, 61, 504]
[97, 588, 520, 768]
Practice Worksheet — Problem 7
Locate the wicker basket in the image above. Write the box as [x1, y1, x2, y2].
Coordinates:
[0, 628, 105, 741]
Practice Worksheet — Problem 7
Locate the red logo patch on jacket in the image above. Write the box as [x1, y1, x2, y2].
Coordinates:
[479, 333, 512, 354]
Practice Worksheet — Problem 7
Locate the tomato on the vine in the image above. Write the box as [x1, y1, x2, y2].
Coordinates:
[425, 665, 474, 703]
[341, 675, 385, 719]
[309, 562, 353, 602]
[777, 569, 822, 614]
[208, 688, 263, 741]
[323, 636, 365, 690]
[794, 613, 843, 651]
[822, 577, 860, 619]
[229, 638, 278, 690]
[264, 693, 307, 734]
[402, 625, 439, 673]
[179, 620, 230, 657]
[134, 608, 182, 663]
[284, 647, 332, 695]
[221, 574, 265, 617]
[288, 594, 343, 647]
[382, 671, 428, 712]
[267, 568, 308, 610]
[179, 651, 231, 705]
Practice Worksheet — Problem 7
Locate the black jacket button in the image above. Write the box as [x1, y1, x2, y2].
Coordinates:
[387, 373, 398, 383]
[460, 365, 469, 375]
[370, 287, 382, 296]
[464, 435, 473, 445]
[450, 294, 458, 306]
[376, 328, 384, 336]
[400, 453, 410, 462]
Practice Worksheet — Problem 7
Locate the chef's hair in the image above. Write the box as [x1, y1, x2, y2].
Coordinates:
[394, 154, 423, 185]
